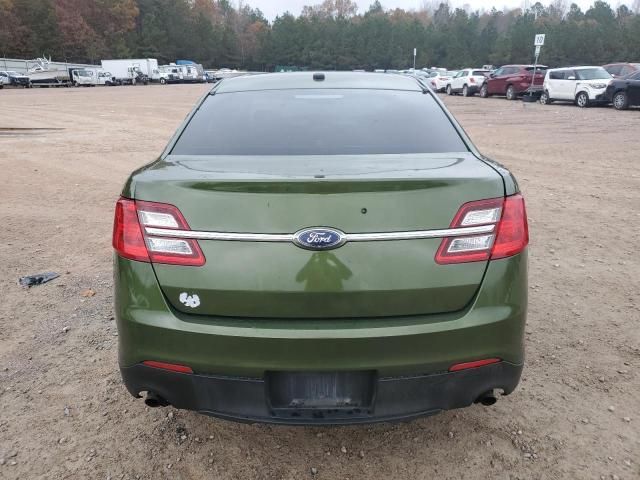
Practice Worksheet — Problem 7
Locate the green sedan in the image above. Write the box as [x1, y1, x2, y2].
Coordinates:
[112, 72, 529, 424]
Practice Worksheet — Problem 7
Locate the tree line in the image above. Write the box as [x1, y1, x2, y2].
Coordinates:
[1, 0, 639, 70]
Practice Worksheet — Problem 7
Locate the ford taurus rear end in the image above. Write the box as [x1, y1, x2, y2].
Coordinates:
[113, 72, 528, 424]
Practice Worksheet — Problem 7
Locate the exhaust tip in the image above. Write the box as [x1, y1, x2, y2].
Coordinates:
[144, 392, 169, 408]
[476, 390, 498, 406]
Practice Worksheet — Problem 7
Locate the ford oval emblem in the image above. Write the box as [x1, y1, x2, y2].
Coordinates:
[293, 227, 346, 251]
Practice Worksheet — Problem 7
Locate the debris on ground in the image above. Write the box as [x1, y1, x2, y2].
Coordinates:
[18, 272, 59, 288]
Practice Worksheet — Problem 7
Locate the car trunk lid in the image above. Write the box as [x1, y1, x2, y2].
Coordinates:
[132, 153, 504, 318]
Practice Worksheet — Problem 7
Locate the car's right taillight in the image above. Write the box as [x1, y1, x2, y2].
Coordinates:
[435, 194, 528, 264]
[112, 197, 205, 266]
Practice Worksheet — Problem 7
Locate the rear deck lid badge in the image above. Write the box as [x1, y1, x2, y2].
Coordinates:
[179, 292, 200, 308]
[293, 227, 346, 251]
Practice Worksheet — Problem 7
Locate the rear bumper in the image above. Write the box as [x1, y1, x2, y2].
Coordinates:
[121, 361, 523, 425]
[115, 251, 527, 422]
[590, 92, 609, 104]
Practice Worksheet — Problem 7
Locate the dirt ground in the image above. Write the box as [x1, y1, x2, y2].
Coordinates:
[0, 84, 638, 480]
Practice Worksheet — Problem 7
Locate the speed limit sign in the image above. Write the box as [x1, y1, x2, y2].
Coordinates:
[534, 34, 545, 46]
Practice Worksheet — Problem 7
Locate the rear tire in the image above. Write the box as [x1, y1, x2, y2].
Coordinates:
[446, 84, 453, 95]
[506, 85, 517, 100]
[540, 91, 552, 105]
[159, 78, 166, 85]
[462, 85, 469, 97]
[480, 84, 489, 98]
[576, 92, 589, 108]
[612, 91, 629, 110]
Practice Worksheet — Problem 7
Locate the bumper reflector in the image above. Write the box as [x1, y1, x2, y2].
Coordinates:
[449, 358, 501, 372]
[142, 360, 193, 374]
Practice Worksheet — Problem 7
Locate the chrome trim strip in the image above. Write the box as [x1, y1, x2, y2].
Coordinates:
[144, 224, 495, 242]
[345, 225, 494, 241]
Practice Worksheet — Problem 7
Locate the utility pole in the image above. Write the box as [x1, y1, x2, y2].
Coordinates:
[413, 48, 417, 71]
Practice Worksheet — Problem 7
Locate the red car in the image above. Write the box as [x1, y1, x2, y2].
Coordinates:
[480, 65, 547, 100]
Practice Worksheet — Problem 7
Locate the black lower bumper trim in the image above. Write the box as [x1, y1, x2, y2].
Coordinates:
[121, 362, 523, 425]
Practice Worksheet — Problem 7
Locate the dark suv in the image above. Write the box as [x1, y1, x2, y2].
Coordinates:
[603, 63, 640, 79]
[480, 65, 547, 100]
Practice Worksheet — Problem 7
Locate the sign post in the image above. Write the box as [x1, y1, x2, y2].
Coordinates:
[528, 34, 545, 95]
[413, 48, 417, 71]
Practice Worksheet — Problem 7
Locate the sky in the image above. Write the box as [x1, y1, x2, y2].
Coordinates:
[246, 1, 599, 20]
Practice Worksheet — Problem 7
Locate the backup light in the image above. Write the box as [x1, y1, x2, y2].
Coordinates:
[138, 210, 180, 229]
[113, 198, 205, 266]
[435, 194, 528, 264]
[447, 235, 494, 253]
[460, 207, 502, 226]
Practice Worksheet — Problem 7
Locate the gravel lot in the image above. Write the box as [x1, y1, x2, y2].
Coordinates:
[0, 85, 638, 480]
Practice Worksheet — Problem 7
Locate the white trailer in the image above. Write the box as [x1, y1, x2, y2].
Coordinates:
[169, 63, 205, 83]
[101, 59, 159, 85]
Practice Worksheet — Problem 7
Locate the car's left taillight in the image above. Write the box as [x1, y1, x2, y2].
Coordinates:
[112, 197, 205, 266]
[435, 194, 528, 264]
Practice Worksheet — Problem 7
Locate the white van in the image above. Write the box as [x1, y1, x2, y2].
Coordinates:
[540, 66, 612, 107]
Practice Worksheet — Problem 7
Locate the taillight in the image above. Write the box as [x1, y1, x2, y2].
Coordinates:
[112, 198, 149, 262]
[491, 194, 529, 259]
[435, 194, 528, 264]
[470, 77, 476, 84]
[112, 197, 205, 266]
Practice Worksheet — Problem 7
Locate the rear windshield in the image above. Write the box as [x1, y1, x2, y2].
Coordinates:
[171, 89, 468, 156]
[472, 70, 489, 76]
[524, 67, 547, 72]
[576, 68, 611, 80]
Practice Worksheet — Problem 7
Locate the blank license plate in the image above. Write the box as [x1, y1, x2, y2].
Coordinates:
[267, 371, 375, 409]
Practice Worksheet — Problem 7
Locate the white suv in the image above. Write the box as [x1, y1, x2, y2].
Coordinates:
[446, 69, 490, 96]
[540, 66, 612, 108]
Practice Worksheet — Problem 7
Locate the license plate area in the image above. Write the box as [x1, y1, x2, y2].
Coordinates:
[267, 371, 376, 419]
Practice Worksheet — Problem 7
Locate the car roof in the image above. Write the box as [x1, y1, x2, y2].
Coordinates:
[214, 72, 424, 93]
[603, 62, 640, 67]
[549, 66, 603, 71]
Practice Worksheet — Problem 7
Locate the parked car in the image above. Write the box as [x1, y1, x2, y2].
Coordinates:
[540, 66, 612, 108]
[430, 70, 458, 92]
[480, 65, 547, 100]
[605, 70, 640, 110]
[113, 72, 529, 424]
[603, 63, 640, 79]
[446, 68, 491, 96]
[0, 70, 30, 87]
[97, 71, 117, 86]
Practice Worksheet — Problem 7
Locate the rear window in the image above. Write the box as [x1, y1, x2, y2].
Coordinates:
[472, 70, 489, 76]
[524, 67, 547, 73]
[576, 68, 611, 80]
[171, 89, 468, 156]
